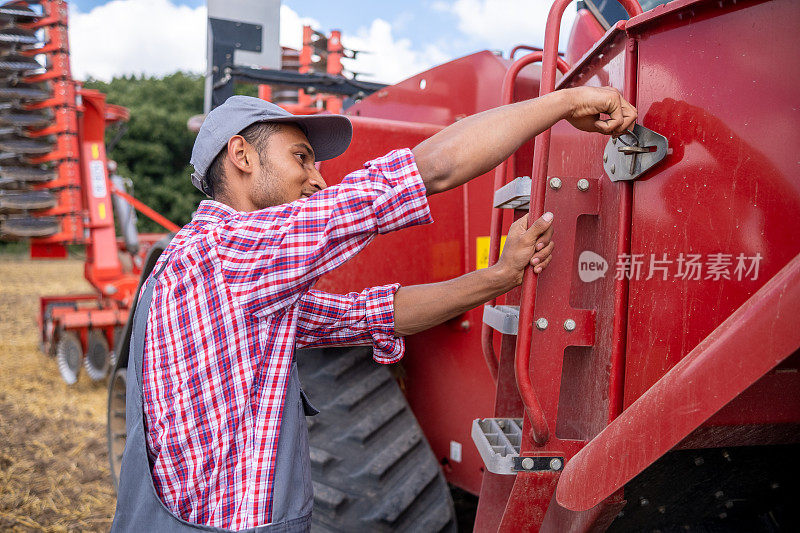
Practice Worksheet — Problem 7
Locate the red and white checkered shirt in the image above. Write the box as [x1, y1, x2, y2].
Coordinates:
[140, 149, 432, 529]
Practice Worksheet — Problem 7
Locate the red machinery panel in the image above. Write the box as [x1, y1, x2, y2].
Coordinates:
[623, 0, 800, 415]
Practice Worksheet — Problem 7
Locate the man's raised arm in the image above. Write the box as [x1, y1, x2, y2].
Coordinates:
[412, 86, 638, 195]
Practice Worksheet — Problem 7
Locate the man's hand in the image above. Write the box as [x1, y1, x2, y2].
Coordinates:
[494, 212, 555, 286]
[562, 86, 638, 137]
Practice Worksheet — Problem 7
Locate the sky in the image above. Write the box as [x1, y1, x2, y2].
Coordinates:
[67, 0, 577, 84]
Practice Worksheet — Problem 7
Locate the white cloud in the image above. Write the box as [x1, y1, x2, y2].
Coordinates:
[279, 4, 319, 51]
[341, 19, 449, 84]
[436, 0, 577, 52]
[68, 0, 206, 80]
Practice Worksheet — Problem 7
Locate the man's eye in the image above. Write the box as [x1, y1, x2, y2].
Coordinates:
[295, 153, 305, 162]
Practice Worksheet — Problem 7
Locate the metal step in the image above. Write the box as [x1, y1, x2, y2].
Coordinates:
[0, 216, 59, 238]
[482, 304, 520, 335]
[0, 137, 53, 155]
[493, 175, 531, 209]
[0, 190, 56, 210]
[471, 418, 522, 475]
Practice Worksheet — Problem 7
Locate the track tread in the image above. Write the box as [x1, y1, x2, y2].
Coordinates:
[297, 347, 456, 533]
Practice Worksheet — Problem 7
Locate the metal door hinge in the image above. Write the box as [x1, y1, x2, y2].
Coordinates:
[604, 124, 668, 182]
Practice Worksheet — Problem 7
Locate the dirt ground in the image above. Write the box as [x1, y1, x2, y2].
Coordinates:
[0, 255, 116, 532]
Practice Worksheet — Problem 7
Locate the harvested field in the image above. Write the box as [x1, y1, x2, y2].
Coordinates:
[0, 255, 116, 532]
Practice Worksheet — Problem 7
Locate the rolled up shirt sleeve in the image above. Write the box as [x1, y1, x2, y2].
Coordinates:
[295, 285, 404, 364]
[216, 148, 432, 318]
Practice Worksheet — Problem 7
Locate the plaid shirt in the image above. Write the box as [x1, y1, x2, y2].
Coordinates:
[140, 149, 432, 529]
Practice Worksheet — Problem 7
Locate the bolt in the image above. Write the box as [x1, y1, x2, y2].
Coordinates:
[521, 457, 535, 470]
[603, 153, 608, 163]
[722, 450, 731, 461]
[719, 512, 727, 519]
[549, 177, 562, 190]
[535, 318, 548, 330]
[658, 505, 666, 514]
[549, 458, 563, 471]
[610, 164, 616, 174]
[771, 482, 780, 490]
[694, 456, 705, 466]
[577, 179, 590, 191]
[563, 319, 576, 331]
[640, 497, 649, 507]
[460, 320, 470, 330]
[725, 500, 733, 509]
[714, 490, 724, 499]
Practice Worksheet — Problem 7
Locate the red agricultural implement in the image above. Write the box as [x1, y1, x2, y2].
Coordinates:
[4, 0, 798, 530]
[0, 0, 178, 384]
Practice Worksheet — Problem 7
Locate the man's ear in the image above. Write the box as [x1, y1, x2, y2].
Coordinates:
[227, 135, 254, 174]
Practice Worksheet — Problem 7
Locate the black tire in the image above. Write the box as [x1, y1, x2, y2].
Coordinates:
[107, 367, 127, 490]
[297, 347, 457, 533]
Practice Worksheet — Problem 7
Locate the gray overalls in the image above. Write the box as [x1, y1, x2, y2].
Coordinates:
[111, 257, 319, 532]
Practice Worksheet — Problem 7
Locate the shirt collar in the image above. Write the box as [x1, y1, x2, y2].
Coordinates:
[192, 200, 239, 224]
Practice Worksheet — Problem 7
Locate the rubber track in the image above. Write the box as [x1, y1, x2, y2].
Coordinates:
[297, 346, 456, 533]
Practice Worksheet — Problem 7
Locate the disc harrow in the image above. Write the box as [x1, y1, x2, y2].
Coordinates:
[0, 0, 74, 241]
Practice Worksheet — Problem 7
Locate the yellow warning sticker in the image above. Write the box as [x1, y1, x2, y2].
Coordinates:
[91, 143, 100, 159]
[476, 235, 506, 270]
[98, 202, 106, 220]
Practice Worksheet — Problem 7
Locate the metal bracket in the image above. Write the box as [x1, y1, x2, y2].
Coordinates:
[209, 18, 263, 109]
[603, 123, 668, 182]
[512, 455, 564, 472]
[493, 176, 531, 209]
[482, 305, 520, 335]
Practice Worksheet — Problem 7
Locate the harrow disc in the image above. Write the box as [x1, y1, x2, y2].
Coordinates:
[0, 4, 40, 23]
[0, 189, 56, 210]
[84, 329, 111, 381]
[0, 53, 42, 74]
[0, 27, 38, 47]
[0, 165, 55, 182]
[0, 86, 50, 101]
[0, 111, 52, 128]
[56, 331, 82, 385]
[0, 216, 59, 237]
[0, 137, 53, 154]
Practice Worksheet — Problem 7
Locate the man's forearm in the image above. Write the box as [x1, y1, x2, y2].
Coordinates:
[393, 266, 516, 337]
[412, 90, 571, 195]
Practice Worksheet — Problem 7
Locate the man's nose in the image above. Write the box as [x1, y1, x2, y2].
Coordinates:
[309, 167, 327, 190]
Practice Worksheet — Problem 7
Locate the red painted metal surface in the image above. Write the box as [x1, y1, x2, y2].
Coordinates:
[557, 251, 800, 511]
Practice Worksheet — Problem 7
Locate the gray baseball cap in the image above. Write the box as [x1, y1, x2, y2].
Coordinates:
[190, 95, 352, 195]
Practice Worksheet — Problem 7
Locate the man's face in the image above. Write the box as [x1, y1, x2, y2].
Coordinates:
[250, 124, 328, 209]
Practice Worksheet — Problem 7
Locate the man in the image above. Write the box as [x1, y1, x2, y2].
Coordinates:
[112, 87, 636, 532]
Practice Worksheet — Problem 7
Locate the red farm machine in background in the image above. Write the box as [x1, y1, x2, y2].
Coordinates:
[0, 0, 178, 384]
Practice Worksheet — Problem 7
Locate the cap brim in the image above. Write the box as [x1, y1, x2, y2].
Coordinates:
[264, 114, 352, 162]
